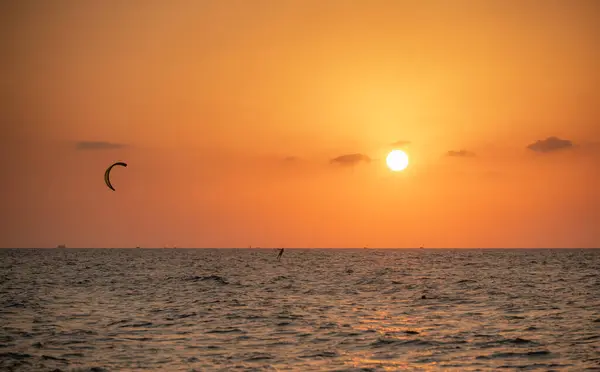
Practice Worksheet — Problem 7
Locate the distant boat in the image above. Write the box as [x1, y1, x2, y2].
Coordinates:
[56, 244, 66, 248]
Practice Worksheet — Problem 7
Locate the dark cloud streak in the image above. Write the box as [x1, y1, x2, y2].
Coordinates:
[527, 136, 573, 153]
[447, 150, 476, 157]
[330, 153, 371, 166]
[76, 141, 127, 150]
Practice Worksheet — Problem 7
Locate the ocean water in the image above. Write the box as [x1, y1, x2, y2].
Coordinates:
[1, 248, 599, 372]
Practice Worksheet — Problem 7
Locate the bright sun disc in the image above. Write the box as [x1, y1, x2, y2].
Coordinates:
[386, 150, 409, 171]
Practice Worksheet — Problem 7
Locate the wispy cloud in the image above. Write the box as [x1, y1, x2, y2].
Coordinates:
[76, 141, 127, 150]
[447, 149, 476, 157]
[330, 153, 371, 166]
[278, 155, 302, 167]
[283, 156, 299, 163]
[390, 140, 411, 147]
[527, 137, 573, 153]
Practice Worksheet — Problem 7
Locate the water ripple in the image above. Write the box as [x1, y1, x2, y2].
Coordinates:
[0, 248, 599, 371]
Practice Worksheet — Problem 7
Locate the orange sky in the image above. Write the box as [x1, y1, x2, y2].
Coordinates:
[2, 0, 599, 247]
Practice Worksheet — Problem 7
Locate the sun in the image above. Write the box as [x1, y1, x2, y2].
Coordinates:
[386, 150, 409, 172]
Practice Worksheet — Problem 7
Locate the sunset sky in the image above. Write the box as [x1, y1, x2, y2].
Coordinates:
[2, 0, 599, 248]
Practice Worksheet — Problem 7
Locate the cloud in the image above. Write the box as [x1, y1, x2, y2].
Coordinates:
[527, 136, 573, 153]
[279, 156, 302, 167]
[330, 153, 371, 166]
[391, 140, 411, 147]
[76, 141, 127, 150]
[447, 149, 476, 157]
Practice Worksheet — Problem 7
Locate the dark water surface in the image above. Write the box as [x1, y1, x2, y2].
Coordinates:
[1, 249, 599, 371]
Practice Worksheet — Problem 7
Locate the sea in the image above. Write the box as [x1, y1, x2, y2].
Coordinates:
[1, 248, 599, 371]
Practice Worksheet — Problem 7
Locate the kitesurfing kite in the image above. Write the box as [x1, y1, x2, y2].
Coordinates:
[104, 162, 127, 191]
